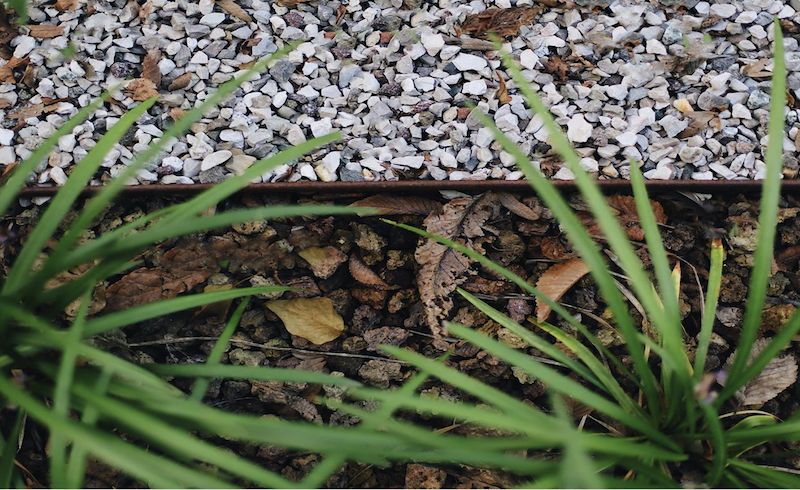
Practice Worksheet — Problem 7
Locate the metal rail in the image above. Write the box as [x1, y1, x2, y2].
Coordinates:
[15, 179, 800, 197]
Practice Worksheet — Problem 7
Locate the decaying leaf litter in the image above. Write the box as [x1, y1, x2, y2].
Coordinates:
[4, 190, 800, 487]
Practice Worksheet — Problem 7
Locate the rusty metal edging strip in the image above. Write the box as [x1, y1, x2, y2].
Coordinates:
[15, 180, 800, 197]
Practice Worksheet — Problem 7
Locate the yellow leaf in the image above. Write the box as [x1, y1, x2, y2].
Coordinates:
[266, 297, 344, 345]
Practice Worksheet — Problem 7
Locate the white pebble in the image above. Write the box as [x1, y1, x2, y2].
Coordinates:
[463, 79, 487, 95]
[201, 150, 232, 171]
[452, 53, 488, 72]
[616, 132, 638, 147]
[567, 114, 593, 143]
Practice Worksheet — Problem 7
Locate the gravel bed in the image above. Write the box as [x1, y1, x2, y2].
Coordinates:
[1, 0, 800, 191]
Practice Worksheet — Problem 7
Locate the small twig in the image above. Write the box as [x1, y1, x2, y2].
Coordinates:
[128, 337, 409, 364]
[443, 36, 497, 51]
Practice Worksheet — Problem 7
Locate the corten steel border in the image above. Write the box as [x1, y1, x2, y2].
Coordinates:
[14, 179, 800, 197]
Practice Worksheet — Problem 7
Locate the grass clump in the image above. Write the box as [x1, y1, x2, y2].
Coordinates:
[327, 18, 799, 487]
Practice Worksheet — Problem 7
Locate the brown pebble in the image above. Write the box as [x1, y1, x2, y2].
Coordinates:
[323, 31, 336, 39]
[379, 31, 394, 43]
[457, 107, 472, 119]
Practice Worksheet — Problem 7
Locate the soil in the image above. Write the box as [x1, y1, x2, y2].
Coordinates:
[3, 189, 800, 488]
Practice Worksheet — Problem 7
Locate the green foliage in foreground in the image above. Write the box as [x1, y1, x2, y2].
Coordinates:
[347, 18, 799, 487]
[0, 17, 797, 490]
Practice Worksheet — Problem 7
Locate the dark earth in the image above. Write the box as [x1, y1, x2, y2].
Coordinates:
[3, 188, 800, 488]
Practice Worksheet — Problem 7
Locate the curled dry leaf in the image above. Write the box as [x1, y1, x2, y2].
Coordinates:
[142, 49, 162, 86]
[298, 246, 347, 279]
[498, 192, 540, 221]
[193, 284, 234, 321]
[350, 194, 443, 217]
[168, 72, 193, 91]
[576, 195, 667, 241]
[742, 58, 772, 78]
[215, 0, 253, 22]
[349, 254, 396, 290]
[722, 338, 798, 406]
[534, 257, 591, 323]
[266, 297, 344, 345]
[496, 71, 511, 104]
[55, 0, 78, 11]
[416, 192, 501, 348]
[125, 78, 159, 101]
[455, 7, 541, 39]
[139, 0, 153, 22]
[542, 55, 569, 82]
[26, 25, 65, 38]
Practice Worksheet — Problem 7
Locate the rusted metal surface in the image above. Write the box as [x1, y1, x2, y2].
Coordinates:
[15, 179, 800, 197]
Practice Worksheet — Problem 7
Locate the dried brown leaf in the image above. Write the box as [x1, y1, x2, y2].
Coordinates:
[266, 297, 344, 345]
[26, 25, 65, 38]
[349, 254, 396, 290]
[542, 55, 568, 81]
[742, 58, 772, 78]
[193, 284, 234, 321]
[142, 49, 162, 86]
[105, 266, 212, 311]
[168, 72, 192, 91]
[21, 64, 35, 87]
[534, 258, 591, 322]
[55, 0, 78, 11]
[125, 78, 159, 101]
[298, 246, 347, 279]
[498, 192, 540, 221]
[350, 194, 443, 217]
[457, 7, 541, 40]
[216, 0, 253, 22]
[577, 195, 667, 241]
[276, 0, 312, 6]
[7, 103, 44, 120]
[0, 65, 13, 84]
[723, 338, 798, 406]
[416, 192, 501, 348]
[139, 0, 152, 22]
[496, 70, 511, 104]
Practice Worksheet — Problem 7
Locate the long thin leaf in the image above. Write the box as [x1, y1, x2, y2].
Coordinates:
[2, 98, 158, 298]
[722, 20, 786, 398]
[0, 93, 110, 217]
[82, 286, 293, 337]
[190, 298, 248, 402]
[144, 364, 361, 388]
[467, 96, 661, 415]
[50, 290, 92, 488]
[44, 45, 299, 273]
[444, 323, 679, 451]
[694, 239, 725, 380]
[65, 368, 113, 488]
[0, 409, 23, 488]
[0, 376, 234, 488]
[552, 394, 602, 488]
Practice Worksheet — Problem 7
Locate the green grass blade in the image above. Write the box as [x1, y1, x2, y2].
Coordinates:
[301, 368, 436, 489]
[2, 97, 157, 298]
[144, 364, 362, 388]
[0, 93, 110, 217]
[729, 459, 800, 488]
[69, 381, 299, 489]
[457, 289, 604, 390]
[380, 346, 551, 423]
[0, 376, 234, 488]
[723, 19, 786, 394]
[466, 105, 661, 415]
[190, 298, 248, 402]
[82, 286, 293, 337]
[552, 394, 602, 489]
[65, 368, 113, 489]
[386, 219, 641, 389]
[0, 409, 24, 489]
[45, 45, 299, 268]
[694, 239, 725, 380]
[6, 0, 27, 23]
[49, 290, 92, 488]
[536, 321, 642, 417]
[445, 323, 678, 451]
[699, 401, 726, 486]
